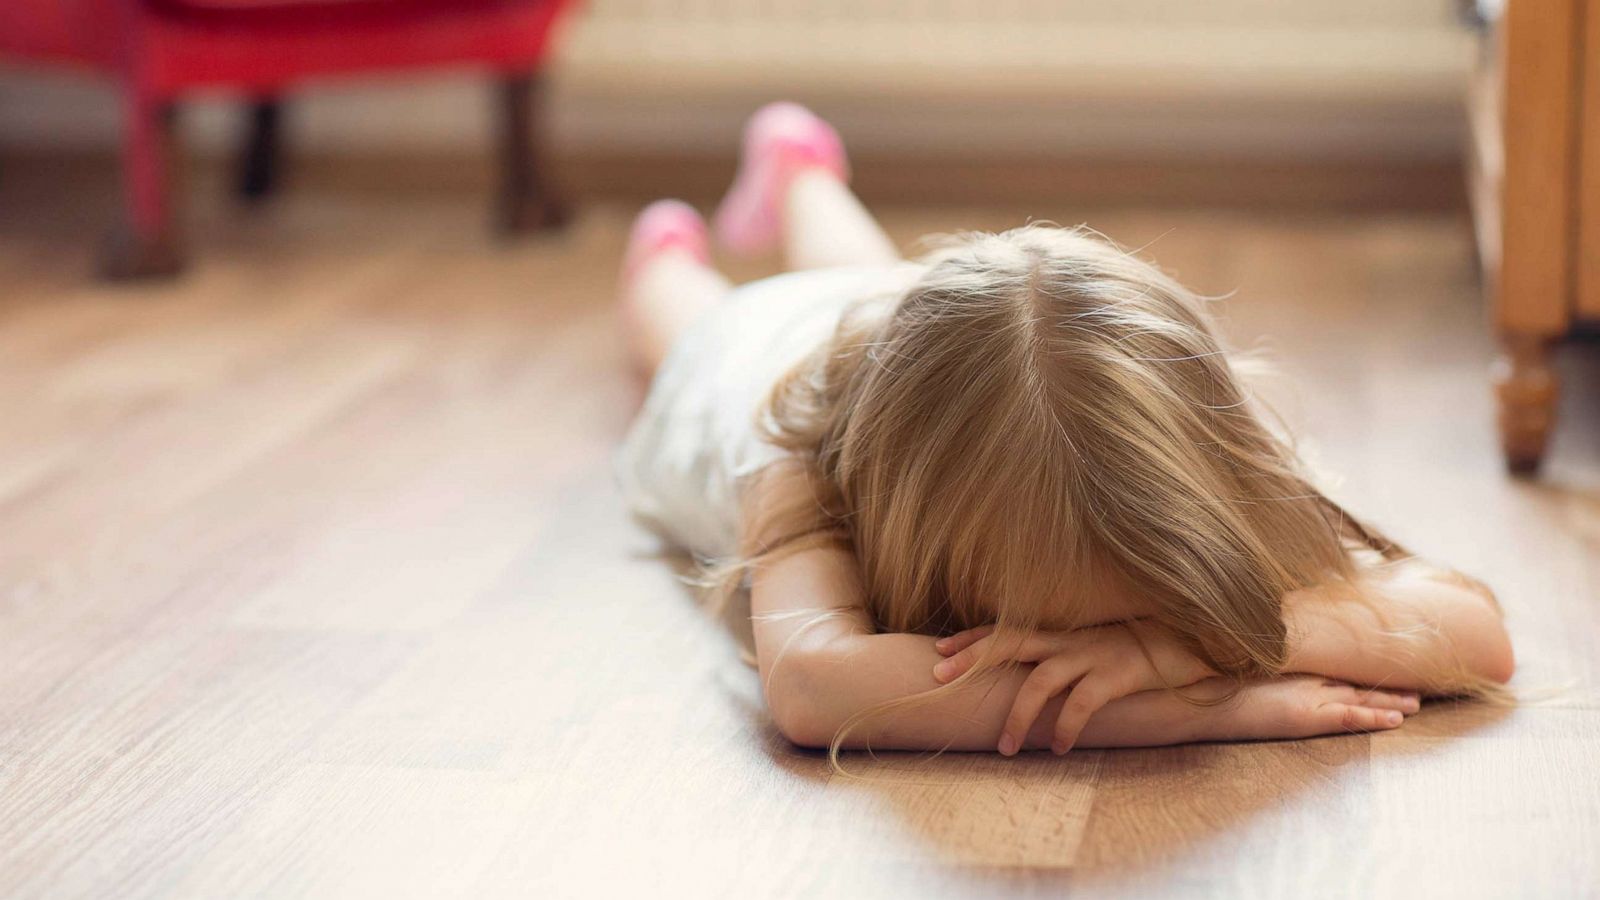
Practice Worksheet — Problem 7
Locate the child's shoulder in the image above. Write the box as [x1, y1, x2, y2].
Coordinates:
[739, 461, 842, 556]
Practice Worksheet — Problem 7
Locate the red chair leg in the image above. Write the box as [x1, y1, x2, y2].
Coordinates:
[102, 91, 185, 280]
[494, 71, 570, 234]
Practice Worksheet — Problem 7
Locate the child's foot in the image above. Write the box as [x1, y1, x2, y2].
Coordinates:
[622, 199, 710, 289]
[619, 200, 713, 382]
[712, 102, 849, 256]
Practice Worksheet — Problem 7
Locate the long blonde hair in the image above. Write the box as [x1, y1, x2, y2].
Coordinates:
[711, 225, 1498, 745]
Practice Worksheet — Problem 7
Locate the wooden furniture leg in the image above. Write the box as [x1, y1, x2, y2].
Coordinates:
[1491, 0, 1581, 474]
[494, 71, 569, 234]
[1492, 334, 1559, 474]
[102, 92, 184, 280]
[238, 99, 283, 203]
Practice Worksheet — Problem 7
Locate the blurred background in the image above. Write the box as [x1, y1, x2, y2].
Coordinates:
[0, 1, 1477, 208]
[3, 2, 1600, 896]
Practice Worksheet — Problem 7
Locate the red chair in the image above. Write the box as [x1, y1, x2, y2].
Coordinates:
[0, 0, 576, 278]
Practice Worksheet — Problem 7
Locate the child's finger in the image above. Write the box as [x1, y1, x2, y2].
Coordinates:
[934, 626, 994, 656]
[1050, 675, 1119, 754]
[999, 657, 1083, 755]
[1319, 702, 1405, 735]
[1353, 688, 1422, 715]
[932, 643, 984, 682]
[933, 633, 1057, 683]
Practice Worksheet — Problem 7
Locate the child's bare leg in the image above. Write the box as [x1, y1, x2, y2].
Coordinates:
[619, 201, 730, 379]
[713, 101, 900, 270]
[625, 252, 731, 377]
[782, 167, 899, 270]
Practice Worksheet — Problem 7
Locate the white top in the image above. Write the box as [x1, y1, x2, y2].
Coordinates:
[616, 264, 922, 559]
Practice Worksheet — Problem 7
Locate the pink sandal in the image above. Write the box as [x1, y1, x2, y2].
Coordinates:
[622, 199, 711, 287]
[712, 102, 849, 256]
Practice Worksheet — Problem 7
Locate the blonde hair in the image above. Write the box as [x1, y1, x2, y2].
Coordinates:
[711, 225, 1502, 749]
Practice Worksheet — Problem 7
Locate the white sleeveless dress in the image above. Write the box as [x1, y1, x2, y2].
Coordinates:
[616, 263, 923, 560]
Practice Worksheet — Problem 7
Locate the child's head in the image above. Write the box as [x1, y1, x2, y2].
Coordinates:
[754, 225, 1397, 678]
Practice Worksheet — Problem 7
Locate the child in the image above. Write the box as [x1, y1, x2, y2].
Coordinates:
[616, 103, 1514, 757]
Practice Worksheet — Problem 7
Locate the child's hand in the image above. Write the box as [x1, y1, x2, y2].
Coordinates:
[933, 621, 1213, 755]
[1201, 675, 1420, 741]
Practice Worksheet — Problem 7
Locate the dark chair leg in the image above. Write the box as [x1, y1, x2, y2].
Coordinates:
[238, 99, 284, 203]
[102, 92, 185, 280]
[494, 71, 570, 234]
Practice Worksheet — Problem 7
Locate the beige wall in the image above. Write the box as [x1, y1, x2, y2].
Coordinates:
[0, 0, 1473, 161]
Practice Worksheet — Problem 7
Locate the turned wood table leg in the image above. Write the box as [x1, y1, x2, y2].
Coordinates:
[1492, 334, 1559, 475]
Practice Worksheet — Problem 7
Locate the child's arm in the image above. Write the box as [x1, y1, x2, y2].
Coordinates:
[935, 562, 1515, 698]
[1282, 560, 1515, 690]
[927, 557, 1513, 753]
[750, 541, 1163, 749]
[753, 541, 1412, 750]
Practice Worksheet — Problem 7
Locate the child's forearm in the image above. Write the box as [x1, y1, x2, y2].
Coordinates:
[1283, 564, 1514, 691]
[772, 632, 1213, 750]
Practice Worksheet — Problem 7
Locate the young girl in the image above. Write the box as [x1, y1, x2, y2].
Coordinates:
[616, 103, 1514, 757]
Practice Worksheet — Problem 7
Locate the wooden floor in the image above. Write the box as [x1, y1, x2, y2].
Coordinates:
[1, 167, 1598, 899]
